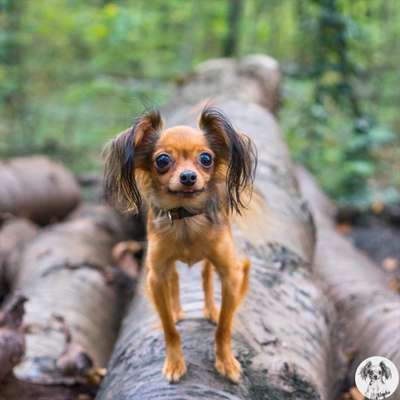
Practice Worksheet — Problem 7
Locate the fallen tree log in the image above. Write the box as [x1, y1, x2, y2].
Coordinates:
[69, 202, 146, 241]
[296, 167, 400, 397]
[97, 95, 344, 398]
[0, 375, 90, 400]
[166, 54, 281, 115]
[3, 205, 137, 386]
[0, 156, 81, 225]
[0, 218, 38, 300]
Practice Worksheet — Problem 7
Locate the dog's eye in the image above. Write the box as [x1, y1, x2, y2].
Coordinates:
[155, 154, 172, 171]
[199, 152, 213, 168]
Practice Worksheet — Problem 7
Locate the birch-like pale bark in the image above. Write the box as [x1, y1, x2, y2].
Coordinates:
[98, 93, 344, 399]
[296, 166, 400, 399]
[5, 205, 136, 385]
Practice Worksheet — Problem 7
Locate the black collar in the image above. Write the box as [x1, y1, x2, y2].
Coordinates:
[155, 207, 204, 223]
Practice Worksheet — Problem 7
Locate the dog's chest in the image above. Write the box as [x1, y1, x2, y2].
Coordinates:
[158, 215, 211, 265]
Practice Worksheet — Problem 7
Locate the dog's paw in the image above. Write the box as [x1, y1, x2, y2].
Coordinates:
[203, 306, 219, 324]
[215, 354, 241, 383]
[163, 356, 187, 383]
[172, 309, 185, 324]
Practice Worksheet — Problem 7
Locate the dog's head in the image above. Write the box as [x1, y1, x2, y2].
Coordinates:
[360, 361, 392, 383]
[104, 107, 256, 214]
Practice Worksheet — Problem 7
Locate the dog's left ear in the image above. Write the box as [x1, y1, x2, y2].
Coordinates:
[103, 110, 163, 213]
[360, 361, 372, 380]
[380, 361, 392, 380]
[199, 107, 257, 214]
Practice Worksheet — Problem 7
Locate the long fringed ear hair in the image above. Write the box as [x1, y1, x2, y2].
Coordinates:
[360, 361, 372, 380]
[103, 110, 163, 213]
[199, 107, 257, 214]
[380, 361, 392, 381]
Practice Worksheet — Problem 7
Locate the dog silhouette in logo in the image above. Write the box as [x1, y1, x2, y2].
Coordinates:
[360, 360, 392, 399]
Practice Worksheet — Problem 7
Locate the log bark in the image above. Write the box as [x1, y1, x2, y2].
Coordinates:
[167, 54, 281, 115]
[0, 218, 38, 300]
[296, 166, 400, 398]
[4, 205, 137, 385]
[0, 156, 81, 225]
[0, 375, 91, 400]
[97, 97, 344, 399]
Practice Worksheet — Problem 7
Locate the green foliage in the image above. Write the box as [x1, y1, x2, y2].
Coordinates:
[0, 0, 399, 204]
[282, 77, 395, 205]
[280, 0, 399, 204]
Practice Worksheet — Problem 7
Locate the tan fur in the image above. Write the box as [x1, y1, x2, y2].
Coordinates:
[104, 109, 256, 383]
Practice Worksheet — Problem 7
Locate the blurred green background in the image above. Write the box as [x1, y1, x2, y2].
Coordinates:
[0, 0, 399, 205]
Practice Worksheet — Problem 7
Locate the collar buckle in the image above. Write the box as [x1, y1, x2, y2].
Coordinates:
[167, 210, 173, 225]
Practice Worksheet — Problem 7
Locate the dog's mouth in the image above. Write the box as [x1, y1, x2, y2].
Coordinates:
[168, 188, 204, 197]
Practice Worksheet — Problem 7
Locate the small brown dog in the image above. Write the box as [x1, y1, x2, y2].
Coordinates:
[104, 107, 256, 383]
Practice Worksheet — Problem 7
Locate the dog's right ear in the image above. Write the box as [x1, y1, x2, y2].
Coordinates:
[380, 361, 392, 380]
[103, 110, 163, 213]
[199, 106, 257, 214]
[360, 361, 372, 380]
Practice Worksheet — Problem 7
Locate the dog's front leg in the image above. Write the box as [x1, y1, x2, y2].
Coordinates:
[169, 262, 185, 323]
[209, 239, 249, 383]
[147, 256, 186, 382]
[202, 260, 219, 324]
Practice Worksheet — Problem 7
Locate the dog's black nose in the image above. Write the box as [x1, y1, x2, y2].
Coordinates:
[180, 170, 197, 186]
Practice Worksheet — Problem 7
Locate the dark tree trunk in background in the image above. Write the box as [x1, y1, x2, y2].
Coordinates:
[223, 0, 243, 57]
[313, 0, 362, 118]
[97, 57, 345, 400]
[0, 0, 29, 147]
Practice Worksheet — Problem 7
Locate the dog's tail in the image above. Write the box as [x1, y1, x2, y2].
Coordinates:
[239, 258, 251, 303]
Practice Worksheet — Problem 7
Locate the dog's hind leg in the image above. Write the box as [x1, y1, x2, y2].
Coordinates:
[202, 260, 219, 324]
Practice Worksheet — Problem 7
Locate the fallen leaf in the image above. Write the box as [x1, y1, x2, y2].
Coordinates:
[389, 278, 400, 293]
[382, 257, 399, 271]
[78, 394, 93, 400]
[344, 349, 357, 361]
[372, 201, 385, 214]
[336, 223, 352, 235]
[112, 241, 142, 279]
[78, 395, 92, 400]
[86, 367, 107, 386]
[349, 386, 364, 400]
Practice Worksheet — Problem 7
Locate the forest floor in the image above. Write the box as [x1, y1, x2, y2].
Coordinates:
[337, 207, 400, 291]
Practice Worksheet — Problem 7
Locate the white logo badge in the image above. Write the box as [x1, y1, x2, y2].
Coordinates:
[355, 356, 399, 399]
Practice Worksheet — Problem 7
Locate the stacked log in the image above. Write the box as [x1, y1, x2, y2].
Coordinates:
[0, 156, 81, 225]
[296, 166, 400, 398]
[166, 54, 281, 115]
[3, 205, 137, 386]
[97, 56, 344, 400]
[0, 218, 38, 299]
